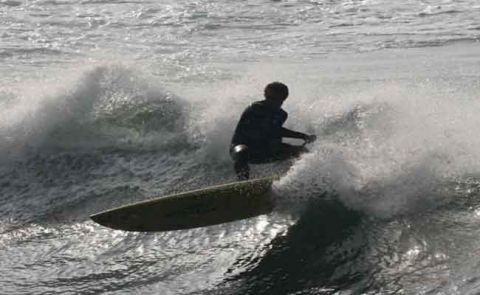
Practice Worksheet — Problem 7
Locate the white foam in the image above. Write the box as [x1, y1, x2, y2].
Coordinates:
[0, 63, 186, 162]
[276, 81, 480, 217]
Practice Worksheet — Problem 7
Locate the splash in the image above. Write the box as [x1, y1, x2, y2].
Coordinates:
[0, 63, 187, 162]
[277, 81, 480, 217]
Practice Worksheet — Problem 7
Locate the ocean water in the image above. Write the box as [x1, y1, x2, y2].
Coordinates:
[1, 0, 480, 294]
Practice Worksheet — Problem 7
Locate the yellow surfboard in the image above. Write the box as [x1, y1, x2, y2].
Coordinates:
[90, 176, 275, 232]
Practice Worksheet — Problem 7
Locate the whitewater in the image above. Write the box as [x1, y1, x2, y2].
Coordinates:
[2, 0, 480, 294]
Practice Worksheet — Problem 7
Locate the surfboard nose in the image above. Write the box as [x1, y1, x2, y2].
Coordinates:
[90, 212, 114, 229]
[90, 210, 145, 231]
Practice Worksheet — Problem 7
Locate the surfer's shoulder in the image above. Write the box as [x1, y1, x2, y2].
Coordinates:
[244, 100, 265, 113]
[250, 100, 265, 108]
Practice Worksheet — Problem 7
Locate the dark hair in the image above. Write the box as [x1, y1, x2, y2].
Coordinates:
[264, 82, 289, 101]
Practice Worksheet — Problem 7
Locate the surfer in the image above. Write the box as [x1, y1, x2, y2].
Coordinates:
[230, 82, 317, 180]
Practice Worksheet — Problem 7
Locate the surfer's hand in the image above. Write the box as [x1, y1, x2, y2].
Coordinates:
[303, 134, 317, 144]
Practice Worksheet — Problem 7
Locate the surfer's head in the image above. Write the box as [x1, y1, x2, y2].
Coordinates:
[264, 82, 289, 107]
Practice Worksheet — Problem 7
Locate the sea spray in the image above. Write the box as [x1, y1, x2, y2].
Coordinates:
[0, 64, 187, 163]
[276, 81, 480, 217]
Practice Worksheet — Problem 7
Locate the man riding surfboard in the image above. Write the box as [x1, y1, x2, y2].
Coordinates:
[230, 82, 316, 180]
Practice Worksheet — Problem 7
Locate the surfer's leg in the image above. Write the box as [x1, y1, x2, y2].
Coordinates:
[230, 144, 250, 180]
[234, 161, 249, 180]
[244, 144, 307, 165]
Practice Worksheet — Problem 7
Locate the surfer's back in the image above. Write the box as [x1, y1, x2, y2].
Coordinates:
[231, 100, 287, 149]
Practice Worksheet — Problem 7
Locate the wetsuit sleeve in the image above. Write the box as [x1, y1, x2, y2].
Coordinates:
[277, 110, 306, 139]
[280, 127, 307, 139]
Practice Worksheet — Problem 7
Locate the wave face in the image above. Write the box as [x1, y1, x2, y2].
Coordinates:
[2, 1, 480, 294]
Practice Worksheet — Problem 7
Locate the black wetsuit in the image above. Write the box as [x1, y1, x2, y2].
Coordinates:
[230, 100, 307, 179]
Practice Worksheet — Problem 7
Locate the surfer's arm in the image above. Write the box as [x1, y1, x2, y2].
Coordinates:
[280, 127, 307, 139]
[281, 127, 317, 143]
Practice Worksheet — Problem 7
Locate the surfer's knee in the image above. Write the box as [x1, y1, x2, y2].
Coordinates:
[231, 144, 250, 180]
[230, 144, 249, 163]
